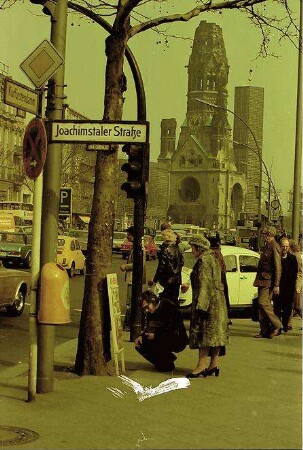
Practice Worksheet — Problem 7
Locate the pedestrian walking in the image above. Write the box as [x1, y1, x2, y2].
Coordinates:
[249, 232, 258, 252]
[273, 238, 299, 332]
[253, 225, 282, 339]
[150, 228, 184, 306]
[134, 290, 189, 373]
[120, 226, 146, 331]
[184, 235, 229, 378]
[208, 236, 231, 322]
[287, 239, 302, 328]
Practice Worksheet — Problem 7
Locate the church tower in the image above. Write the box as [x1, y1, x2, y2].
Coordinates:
[165, 21, 246, 229]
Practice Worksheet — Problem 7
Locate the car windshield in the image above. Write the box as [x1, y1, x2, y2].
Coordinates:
[113, 232, 127, 240]
[0, 233, 25, 244]
[68, 230, 88, 239]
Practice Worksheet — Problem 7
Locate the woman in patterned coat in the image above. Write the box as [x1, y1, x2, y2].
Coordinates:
[185, 235, 229, 378]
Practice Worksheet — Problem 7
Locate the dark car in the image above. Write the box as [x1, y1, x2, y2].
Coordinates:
[0, 232, 32, 268]
[121, 235, 158, 260]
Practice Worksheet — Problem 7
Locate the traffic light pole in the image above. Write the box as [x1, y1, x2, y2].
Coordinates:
[130, 195, 145, 341]
[37, 0, 68, 393]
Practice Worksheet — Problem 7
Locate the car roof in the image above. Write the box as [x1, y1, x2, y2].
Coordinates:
[220, 245, 260, 257]
[184, 245, 259, 258]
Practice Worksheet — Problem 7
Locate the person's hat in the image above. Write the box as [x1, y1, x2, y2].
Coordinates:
[125, 226, 135, 235]
[188, 235, 210, 250]
[263, 225, 276, 236]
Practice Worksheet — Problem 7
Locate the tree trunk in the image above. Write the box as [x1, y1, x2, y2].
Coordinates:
[74, 29, 128, 376]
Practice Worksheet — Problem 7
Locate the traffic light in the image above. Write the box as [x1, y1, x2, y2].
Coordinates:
[121, 143, 149, 199]
[29, 0, 56, 16]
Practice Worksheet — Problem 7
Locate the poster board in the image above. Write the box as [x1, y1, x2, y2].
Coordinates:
[107, 273, 125, 375]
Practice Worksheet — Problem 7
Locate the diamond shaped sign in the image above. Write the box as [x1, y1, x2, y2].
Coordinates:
[20, 39, 64, 89]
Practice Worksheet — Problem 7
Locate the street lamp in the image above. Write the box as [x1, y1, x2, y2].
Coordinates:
[292, 0, 302, 242]
[195, 98, 263, 248]
[235, 138, 283, 222]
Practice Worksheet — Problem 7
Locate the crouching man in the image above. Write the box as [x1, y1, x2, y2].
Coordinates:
[135, 290, 189, 372]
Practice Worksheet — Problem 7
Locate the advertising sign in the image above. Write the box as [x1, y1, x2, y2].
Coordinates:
[107, 273, 125, 376]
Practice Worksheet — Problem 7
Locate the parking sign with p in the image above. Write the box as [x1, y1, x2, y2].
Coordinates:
[59, 188, 72, 216]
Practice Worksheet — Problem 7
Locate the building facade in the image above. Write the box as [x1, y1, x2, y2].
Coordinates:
[233, 86, 264, 218]
[158, 21, 247, 230]
[0, 63, 33, 203]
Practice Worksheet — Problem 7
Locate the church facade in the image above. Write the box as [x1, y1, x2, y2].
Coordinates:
[158, 20, 248, 230]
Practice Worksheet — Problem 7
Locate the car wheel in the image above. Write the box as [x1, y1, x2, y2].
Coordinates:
[7, 288, 25, 316]
[68, 262, 75, 278]
[24, 252, 32, 269]
[80, 261, 86, 275]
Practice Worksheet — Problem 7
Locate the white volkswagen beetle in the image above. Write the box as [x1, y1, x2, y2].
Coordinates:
[179, 245, 260, 314]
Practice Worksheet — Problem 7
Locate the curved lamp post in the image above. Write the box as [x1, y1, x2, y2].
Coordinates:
[233, 139, 283, 221]
[195, 97, 263, 248]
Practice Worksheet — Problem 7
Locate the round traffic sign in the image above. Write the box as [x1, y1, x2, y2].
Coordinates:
[23, 118, 47, 180]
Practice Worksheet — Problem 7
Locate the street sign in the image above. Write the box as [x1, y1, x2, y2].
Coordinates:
[20, 39, 64, 89]
[59, 188, 72, 216]
[49, 120, 149, 144]
[23, 118, 47, 180]
[4, 78, 39, 115]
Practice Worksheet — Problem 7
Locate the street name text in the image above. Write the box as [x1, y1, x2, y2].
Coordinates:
[50, 121, 148, 144]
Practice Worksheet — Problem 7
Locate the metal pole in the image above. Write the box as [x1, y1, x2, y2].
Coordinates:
[27, 90, 44, 402]
[37, 0, 68, 393]
[292, 0, 302, 242]
[195, 98, 263, 249]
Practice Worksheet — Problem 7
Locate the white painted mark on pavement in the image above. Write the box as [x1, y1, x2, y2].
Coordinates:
[106, 387, 127, 399]
[136, 432, 154, 448]
[107, 375, 190, 402]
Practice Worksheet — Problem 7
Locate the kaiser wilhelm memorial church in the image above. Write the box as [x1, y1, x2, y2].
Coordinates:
[155, 20, 264, 231]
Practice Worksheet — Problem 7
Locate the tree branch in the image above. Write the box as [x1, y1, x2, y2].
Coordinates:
[130, 0, 266, 37]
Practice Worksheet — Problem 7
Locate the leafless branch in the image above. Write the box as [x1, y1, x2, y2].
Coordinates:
[130, 0, 266, 37]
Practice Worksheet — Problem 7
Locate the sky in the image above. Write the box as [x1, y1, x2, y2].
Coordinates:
[0, 0, 300, 212]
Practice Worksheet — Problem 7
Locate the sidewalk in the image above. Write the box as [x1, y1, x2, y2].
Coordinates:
[0, 318, 302, 450]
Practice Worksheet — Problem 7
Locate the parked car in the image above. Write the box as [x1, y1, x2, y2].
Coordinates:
[0, 261, 30, 316]
[56, 236, 86, 277]
[153, 233, 164, 248]
[15, 226, 33, 234]
[121, 235, 158, 260]
[67, 229, 89, 255]
[112, 231, 128, 253]
[0, 232, 32, 268]
[178, 246, 260, 314]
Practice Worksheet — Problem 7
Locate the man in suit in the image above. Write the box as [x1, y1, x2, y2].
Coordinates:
[253, 225, 282, 338]
[135, 290, 188, 372]
[273, 237, 299, 332]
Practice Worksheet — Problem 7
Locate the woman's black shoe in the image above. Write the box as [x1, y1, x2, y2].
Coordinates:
[186, 369, 208, 378]
[205, 366, 220, 377]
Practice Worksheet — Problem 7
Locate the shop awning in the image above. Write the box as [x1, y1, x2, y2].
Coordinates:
[78, 215, 90, 224]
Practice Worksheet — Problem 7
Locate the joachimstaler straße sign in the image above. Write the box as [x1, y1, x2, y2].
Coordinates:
[49, 120, 149, 145]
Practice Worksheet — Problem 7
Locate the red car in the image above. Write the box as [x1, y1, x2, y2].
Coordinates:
[121, 235, 158, 260]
